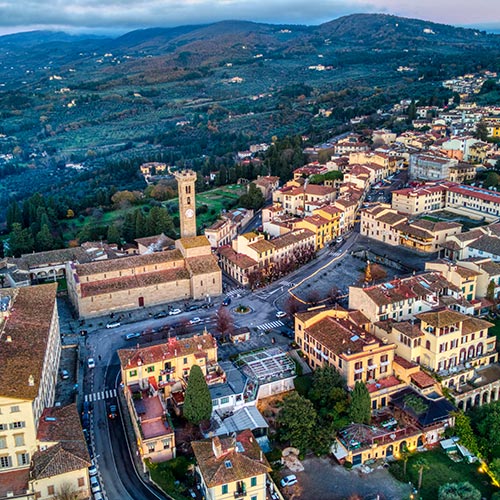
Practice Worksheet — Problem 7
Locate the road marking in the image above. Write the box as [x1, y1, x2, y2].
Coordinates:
[226, 287, 245, 297]
[85, 389, 117, 402]
[257, 320, 284, 330]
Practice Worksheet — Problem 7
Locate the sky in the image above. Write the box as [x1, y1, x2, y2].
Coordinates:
[0, 0, 499, 36]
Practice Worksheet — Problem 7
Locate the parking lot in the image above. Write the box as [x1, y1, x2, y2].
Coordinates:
[287, 456, 412, 500]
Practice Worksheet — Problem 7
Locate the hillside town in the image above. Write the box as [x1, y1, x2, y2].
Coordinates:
[3, 70, 500, 500]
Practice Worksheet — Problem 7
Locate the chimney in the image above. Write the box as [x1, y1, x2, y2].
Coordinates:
[212, 437, 223, 458]
[5, 335, 12, 342]
[28, 375, 34, 386]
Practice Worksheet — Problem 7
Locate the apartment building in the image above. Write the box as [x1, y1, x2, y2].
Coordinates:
[205, 208, 254, 248]
[391, 185, 447, 215]
[192, 430, 271, 500]
[458, 258, 500, 299]
[348, 271, 453, 324]
[409, 153, 458, 181]
[252, 176, 280, 198]
[294, 308, 405, 409]
[360, 205, 407, 246]
[272, 183, 336, 216]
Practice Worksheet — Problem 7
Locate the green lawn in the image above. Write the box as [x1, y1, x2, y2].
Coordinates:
[389, 448, 498, 499]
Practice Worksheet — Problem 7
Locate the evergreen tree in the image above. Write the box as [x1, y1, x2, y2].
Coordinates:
[8, 223, 34, 257]
[35, 224, 54, 252]
[107, 224, 121, 246]
[183, 365, 212, 425]
[134, 209, 147, 239]
[407, 99, 417, 122]
[349, 381, 371, 424]
[474, 121, 489, 141]
[122, 212, 136, 242]
[6, 201, 22, 232]
[452, 412, 479, 456]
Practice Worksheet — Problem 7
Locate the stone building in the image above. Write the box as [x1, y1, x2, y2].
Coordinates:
[175, 169, 197, 238]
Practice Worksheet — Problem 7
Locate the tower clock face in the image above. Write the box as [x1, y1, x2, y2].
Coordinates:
[185, 208, 194, 219]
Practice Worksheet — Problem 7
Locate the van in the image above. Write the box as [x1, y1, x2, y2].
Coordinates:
[280, 475, 297, 487]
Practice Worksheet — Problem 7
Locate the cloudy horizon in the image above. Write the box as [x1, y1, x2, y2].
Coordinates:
[0, 0, 499, 36]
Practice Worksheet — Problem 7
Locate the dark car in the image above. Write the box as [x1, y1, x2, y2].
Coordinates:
[222, 297, 232, 306]
[154, 311, 167, 319]
[108, 404, 118, 419]
[186, 304, 200, 312]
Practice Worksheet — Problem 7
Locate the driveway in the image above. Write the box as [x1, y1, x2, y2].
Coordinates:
[290, 456, 411, 500]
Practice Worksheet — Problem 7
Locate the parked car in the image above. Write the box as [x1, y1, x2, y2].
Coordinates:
[335, 236, 344, 243]
[124, 332, 141, 341]
[280, 475, 297, 488]
[93, 493, 104, 500]
[186, 304, 201, 312]
[154, 311, 167, 319]
[87, 358, 95, 369]
[275, 311, 287, 319]
[106, 321, 121, 329]
[169, 308, 182, 316]
[189, 317, 201, 325]
[222, 297, 232, 306]
[108, 404, 118, 419]
[60, 369, 69, 380]
[88, 463, 98, 477]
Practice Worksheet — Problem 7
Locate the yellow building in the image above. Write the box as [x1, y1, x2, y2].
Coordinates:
[192, 430, 271, 500]
[294, 308, 404, 409]
[0, 284, 60, 476]
[294, 214, 331, 250]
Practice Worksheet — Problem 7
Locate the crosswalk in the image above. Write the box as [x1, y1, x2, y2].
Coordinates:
[256, 320, 284, 331]
[84, 388, 117, 403]
[225, 287, 245, 298]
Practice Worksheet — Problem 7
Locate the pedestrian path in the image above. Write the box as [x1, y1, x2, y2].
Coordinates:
[256, 320, 284, 331]
[225, 287, 245, 298]
[84, 388, 117, 403]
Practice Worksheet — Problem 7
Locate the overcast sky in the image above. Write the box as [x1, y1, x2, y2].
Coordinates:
[0, 0, 499, 36]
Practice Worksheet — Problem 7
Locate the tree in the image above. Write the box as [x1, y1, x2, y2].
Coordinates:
[490, 458, 500, 484]
[6, 201, 22, 231]
[438, 481, 481, 500]
[487, 279, 496, 303]
[215, 306, 234, 340]
[452, 412, 479, 456]
[183, 364, 212, 425]
[35, 224, 54, 252]
[238, 183, 264, 209]
[413, 456, 429, 491]
[284, 295, 301, 317]
[276, 392, 317, 453]
[8, 223, 34, 257]
[53, 482, 79, 500]
[484, 171, 500, 188]
[107, 224, 121, 245]
[349, 381, 371, 424]
[474, 121, 489, 141]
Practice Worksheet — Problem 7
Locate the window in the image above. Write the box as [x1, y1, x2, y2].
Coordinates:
[222, 484, 228, 495]
[0, 437, 5, 449]
[129, 370, 137, 377]
[146, 366, 155, 373]
[0, 424, 6, 431]
[220, 397, 229, 405]
[78, 477, 85, 487]
[162, 439, 171, 450]
[147, 443, 156, 453]
[183, 357, 188, 365]
[10, 422, 25, 430]
[47, 486, 55, 496]
[0, 455, 11, 468]
[251, 477, 257, 487]
[10, 406, 20, 413]
[17, 452, 29, 466]
[14, 434, 24, 447]
[251, 497, 257, 500]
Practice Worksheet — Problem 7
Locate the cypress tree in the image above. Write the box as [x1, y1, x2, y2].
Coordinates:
[349, 381, 371, 424]
[183, 365, 212, 425]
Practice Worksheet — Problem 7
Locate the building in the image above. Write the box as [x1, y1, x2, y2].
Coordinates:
[252, 176, 280, 199]
[67, 236, 221, 318]
[0, 284, 60, 476]
[175, 169, 198, 238]
[294, 308, 404, 409]
[409, 154, 457, 181]
[192, 430, 271, 500]
[218, 230, 315, 286]
[391, 185, 447, 215]
[205, 208, 254, 248]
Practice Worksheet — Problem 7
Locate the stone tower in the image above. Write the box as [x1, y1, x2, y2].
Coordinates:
[175, 169, 197, 238]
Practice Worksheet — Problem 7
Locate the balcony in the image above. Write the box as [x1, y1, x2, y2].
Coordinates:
[354, 367, 364, 374]
[234, 491, 247, 498]
[161, 368, 175, 375]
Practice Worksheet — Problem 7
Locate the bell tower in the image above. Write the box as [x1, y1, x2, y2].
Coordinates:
[175, 169, 197, 238]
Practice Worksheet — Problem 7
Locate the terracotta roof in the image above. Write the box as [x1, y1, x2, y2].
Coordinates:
[178, 235, 211, 249]
[80, 267, 190, 297]
[17, 246, 90, 269]
[305, 316, 387, 357]
[248, 239, 275, 254]
[0, 469, 30, 497]
[394, 355, 418, 370]
[461, 317, 494, 335]
[415, 308, 468, 328]
[272, 229, 314, 250]
[135, 233, 175, 248]
[75, 249, 184, 276]
[186, 255, 221, 275]
[31, 441, 91, 480]
[411, 219, 462, 233]
[118, 333, 216, 370]
[192, 430, 271, 488]
[393, 321, 424, 338]
[218, 246, 258, 269]
[305, 184, 335, 196]
[0, 283, 57, 400]
[410, 370, 436, 389]
[37, 404, 86, 444]
[300, 215, 329, 227]
[468, 235, 500, 257]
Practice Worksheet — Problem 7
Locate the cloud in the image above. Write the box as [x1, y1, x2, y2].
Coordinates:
[0, 0, 497, 33]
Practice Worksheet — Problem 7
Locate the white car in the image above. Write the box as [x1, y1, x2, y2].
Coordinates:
[276, 311, 287, 319]
[90, 476, 101, 494]
[88, 464, 98, 477]
[106, 321, 121, 329]
[189, 317, 201, 325]
[87, 358, 96, 369]
[93, 493, 104, 500]
[169, 308, 182, 316]
[280, 474, 297, 488]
